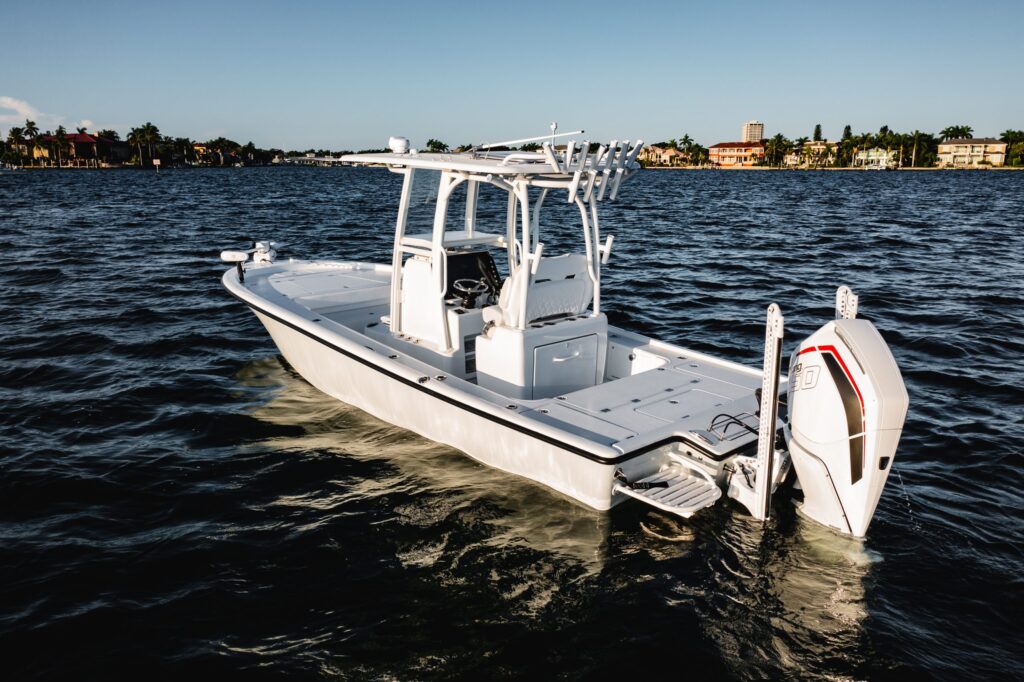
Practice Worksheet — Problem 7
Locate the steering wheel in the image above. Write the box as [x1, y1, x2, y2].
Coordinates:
[452, 278, 489, 308]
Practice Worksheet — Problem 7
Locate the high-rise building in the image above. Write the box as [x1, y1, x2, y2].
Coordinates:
[742, 120, 764, 143]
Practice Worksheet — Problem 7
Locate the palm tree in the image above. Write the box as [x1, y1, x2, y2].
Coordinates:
[40, 130, 52, 165]
[7, 126, 25, 166]
[240, 141, 257, 164]
[52, 125, 70, 167]
[73, 127, 90, 165]
[139, 122, 160, 166]
[940, 125, 973, 141]
[23, 119, 39, 166]
[207, 138, 225, 166]
[765, 133, 790, 167]
[206, 137, 240, 166]
[675, 134, 695, 163]
[999, 129, 1023, 145]
[172, 137, 193, 164]
[425, 139, 449, 153]
[127, 126, 144, 166]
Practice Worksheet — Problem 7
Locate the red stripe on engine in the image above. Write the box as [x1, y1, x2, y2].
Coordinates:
[816, 345, 865, 418]
[799, 344, 869, 482]
[798, 343, 867, 435]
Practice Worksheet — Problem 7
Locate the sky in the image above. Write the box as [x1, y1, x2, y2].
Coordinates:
[1, 0, 1021, 150]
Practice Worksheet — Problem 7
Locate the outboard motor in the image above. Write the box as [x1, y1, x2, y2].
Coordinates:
[787, 287, 909, 538]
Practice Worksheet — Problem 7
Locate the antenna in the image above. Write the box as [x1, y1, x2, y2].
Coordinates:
[476, 127, 584, 151]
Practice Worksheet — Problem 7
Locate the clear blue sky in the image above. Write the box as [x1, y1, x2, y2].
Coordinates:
[2, 0, 1021, 150]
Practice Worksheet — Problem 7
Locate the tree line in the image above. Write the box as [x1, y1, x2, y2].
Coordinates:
[1, 119, 300, 168]
[652, 125, 1024, 168]
[6, 121, 1023, 169]
[649, 135, 710, 165]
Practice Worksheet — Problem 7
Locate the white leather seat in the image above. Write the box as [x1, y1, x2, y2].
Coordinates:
[483, 253, 593, 328]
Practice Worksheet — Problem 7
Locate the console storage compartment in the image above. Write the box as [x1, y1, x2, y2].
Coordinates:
[475, 314, 607, 399]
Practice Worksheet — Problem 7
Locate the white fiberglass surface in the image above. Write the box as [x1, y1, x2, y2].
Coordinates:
[247, 262, 762, 444]
[267, 266, 390, 299]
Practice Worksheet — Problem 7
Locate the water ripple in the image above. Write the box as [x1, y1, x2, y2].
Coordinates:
[1, 167, 1022, 680]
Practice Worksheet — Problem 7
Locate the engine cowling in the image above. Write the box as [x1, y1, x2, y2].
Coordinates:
[787, 318, 908, 538]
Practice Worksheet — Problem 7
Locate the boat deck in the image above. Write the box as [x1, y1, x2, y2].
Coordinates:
[523, 340, 763, 455]
[250, 261, 767, 460]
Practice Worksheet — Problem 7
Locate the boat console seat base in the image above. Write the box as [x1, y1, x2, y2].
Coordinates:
[475, 313, 608, 400]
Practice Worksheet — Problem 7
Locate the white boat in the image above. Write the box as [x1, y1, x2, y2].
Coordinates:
[221, 133, 909, 538]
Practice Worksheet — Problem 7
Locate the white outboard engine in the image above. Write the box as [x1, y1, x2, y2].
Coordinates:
[787, 286, 909, 538]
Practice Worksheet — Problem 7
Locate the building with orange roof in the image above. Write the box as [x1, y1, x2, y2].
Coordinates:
[708, 141, 765, 167]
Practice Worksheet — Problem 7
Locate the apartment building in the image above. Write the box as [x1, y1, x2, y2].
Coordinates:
[742, 120, 764, 143]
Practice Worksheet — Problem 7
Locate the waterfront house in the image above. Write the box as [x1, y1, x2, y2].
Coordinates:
[709, 141, 765, 167]
[638, 145, 689, 167]
[784, 140, 838, 168]
[31, 141, 49, 163]
[937, 138, 1007, 167]
[853, 148, 897, 169]
[68, 133, 130, 166]
[31, 133, 130, 167]
[191, 142, 212, 165]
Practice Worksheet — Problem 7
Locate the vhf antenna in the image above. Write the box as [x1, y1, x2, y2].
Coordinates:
[475, 124, 584, 151]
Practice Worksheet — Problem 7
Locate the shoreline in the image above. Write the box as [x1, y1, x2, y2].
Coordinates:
[642, 165, 1023, 171]
[5, 164, 1022, 172]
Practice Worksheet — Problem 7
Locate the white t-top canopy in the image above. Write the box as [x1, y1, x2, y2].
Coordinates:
[340, 139, 643, 179]
[339, 151, 552, 175]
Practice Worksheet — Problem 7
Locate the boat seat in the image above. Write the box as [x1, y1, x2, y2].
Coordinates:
[482, 253, 593, 329]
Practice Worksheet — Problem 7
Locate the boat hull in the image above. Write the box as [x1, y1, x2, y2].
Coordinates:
[252, 310, 624, 511]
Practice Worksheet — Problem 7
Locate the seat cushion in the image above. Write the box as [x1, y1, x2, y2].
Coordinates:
[491, 254, 593, 328]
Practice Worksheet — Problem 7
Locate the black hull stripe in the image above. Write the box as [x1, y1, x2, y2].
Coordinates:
[228, 289, 763, 466]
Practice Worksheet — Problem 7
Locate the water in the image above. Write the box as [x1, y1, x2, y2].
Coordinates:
[2, 167, 1022, 680]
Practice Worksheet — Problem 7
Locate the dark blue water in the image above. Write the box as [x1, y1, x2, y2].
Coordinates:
[2, 167, 1022, 680]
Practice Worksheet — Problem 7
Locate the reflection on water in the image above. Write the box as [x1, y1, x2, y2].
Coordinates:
[241, 357, 613, 576]
[241, 354, 881, 677]
[681, 513, 877, 679]
[4, 167, 1020, 679]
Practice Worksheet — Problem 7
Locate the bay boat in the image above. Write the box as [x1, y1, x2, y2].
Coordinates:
[221, 132, 909, 538]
